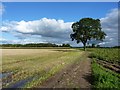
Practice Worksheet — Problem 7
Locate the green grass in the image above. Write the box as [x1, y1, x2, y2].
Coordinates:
[88, 48, 119, 64]
[90, 48, 120, 88]
[92, 59, 120, 88]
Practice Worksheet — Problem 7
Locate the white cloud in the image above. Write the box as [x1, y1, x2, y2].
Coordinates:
[100, 8, 118, 47]
[0, 37, 6, 41]
[0, 8, 118, 47]
[101, 8, 118, 31]
[0, 37, 8, 44]
[1, 18, 73, 38]
[1, 18, 74, 45]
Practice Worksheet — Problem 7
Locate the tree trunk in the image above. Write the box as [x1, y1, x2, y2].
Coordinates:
[83, 43, 86, 51]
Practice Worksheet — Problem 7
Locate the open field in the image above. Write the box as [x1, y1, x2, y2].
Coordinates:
[1, 49, 91, 88]
[1, 48, 120, 89]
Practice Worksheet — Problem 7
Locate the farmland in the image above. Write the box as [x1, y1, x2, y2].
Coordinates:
[89, 48, 119, 64]
[89, 48, 120, 88]
[1, 48, 89, 88]
[1, 48, 120, 88]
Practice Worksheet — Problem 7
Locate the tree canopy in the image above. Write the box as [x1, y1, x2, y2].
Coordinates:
[70, 18, 106, 51]
[1, 43, 71, 48]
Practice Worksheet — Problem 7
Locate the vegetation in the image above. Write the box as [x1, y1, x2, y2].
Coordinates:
[89, 48, 119, 64]
[70, 18, 106, 51]
[92, 60, 120, 88]
[1, 47, 120, 88]
[90, 48, 120, 88]
[1, 49, 83, 88]
[0, 43, 71, 48]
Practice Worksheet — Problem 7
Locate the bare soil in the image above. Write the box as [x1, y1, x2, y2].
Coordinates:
[39, 52, 92, 88]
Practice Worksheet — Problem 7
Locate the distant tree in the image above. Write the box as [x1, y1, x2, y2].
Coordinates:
[92, 43, 95, 48]
[96, 45, 100, 48]
[70, 18, 106, 51]
[62, 43, 71, 47]
[65, 44, 71, 47]
[62, 44, 65, 47]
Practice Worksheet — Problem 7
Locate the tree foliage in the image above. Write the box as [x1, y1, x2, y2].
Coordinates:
[1, 43, 71, 48]
[70, 18, 106, 50]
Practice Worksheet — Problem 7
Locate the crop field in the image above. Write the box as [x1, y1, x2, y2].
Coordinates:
[89, 48, 119, 64]
[1, 49, 84, 88]
[1, 48, 120, 89]
[89, 48, 120, 88]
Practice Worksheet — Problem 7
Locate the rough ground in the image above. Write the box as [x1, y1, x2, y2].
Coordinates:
[40, 52, 92, 88]
[96, 60, 120, 74]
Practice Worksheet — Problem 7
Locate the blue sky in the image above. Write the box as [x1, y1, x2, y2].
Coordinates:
[3, 2, 117, 21]
[0, 2, 118, 47]
[1, 0, 119, 2]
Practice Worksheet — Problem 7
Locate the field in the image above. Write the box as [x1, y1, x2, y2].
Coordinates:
[1, 49, 90, 88]
[89, 48, 120, 88]
[89, 48, 119, 64]
[1, 48, 120, 88]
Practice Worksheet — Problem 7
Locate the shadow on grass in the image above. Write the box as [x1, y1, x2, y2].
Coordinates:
[82, 72, 93, 88]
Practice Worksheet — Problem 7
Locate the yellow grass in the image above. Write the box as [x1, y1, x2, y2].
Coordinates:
[1, 49, 83, 88]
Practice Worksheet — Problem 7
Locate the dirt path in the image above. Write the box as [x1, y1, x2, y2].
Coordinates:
[40, 52, 92, 88]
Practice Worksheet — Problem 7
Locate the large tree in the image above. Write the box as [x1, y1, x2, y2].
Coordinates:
[70, 18, 106, 51]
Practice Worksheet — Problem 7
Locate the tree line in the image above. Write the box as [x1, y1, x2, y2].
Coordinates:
[0, 43, 71, 47]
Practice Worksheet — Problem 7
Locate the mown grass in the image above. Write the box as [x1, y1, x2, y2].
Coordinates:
[92, 59, 120, 88]
[2, 49, 83, 88]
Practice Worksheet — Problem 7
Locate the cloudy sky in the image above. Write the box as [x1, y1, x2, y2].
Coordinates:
[0, 2, 118, 47]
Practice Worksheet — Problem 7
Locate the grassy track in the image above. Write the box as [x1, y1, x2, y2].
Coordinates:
[1, 49, 83, 88]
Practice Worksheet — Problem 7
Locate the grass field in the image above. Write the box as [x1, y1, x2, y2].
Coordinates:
[1, 49, 83, 88]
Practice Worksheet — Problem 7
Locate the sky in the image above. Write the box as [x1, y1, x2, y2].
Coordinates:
[1, 0, 119, 2]
[0, 2, 119, 47]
